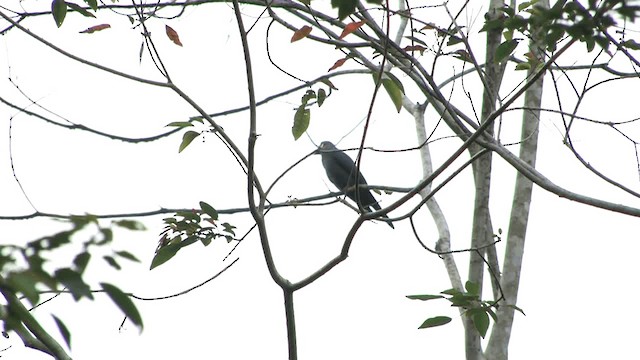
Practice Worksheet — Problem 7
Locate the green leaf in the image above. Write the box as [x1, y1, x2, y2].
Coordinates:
[52, 0, 67, 27]
[55, 268, 92, 301]
[331, 0, 358, 20]
[449, 294, 475, 307]
[499, 5, 515, 17]
[150, 242, 182, 270]
[301, 89, 316, 104]
[471, 310, 490, 338]
[181, 235, 199, 248]
[176, 210, 201, 223]
[113, 219, 146, 231]
[66, 2, 95, 18]
[199, 201, 219, 221]
[406, 294, 445, 301]
[464, 281, 480, 296]
[404, 35, 427, 46]
[440, 288, 462, 296]
[7, 271, 40, 305]
[446, 35, 464, 46]
[103, 255, 121, 270]
[166, 121, 193, 128]
[317, 88, 326, 107]
[320, 78, 338, 90]
[486, 307, 498, 322]
[418, 316, 452, 329]
[480, 18, 506, 33]
[594, 35, 610, 51]
[292, 107, 310, 140]
[97, 228, 113, 245]
[73, 252, 91, 273]
[374, 72, 404, 113]
[179, 130, 200, 153]
[221, 222, 236, 236]
[51, 315, 71, 349]
[69, 214, 98, 228]
[515, 62, 531, 71]
[518, 1, 534, 11]
[115, 250, 140, 263]
[495, 39, 519, 63]
[84, 0, 97, 11]
[585, 37, 595, 52]
[504, 15, 528, 31]
[506, 304, 527, 316]
[100, 283, 143, 330]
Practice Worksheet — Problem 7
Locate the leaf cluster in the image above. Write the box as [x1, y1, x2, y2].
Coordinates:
[482, 0, 640, 61]
[51, 0, 98, 28]
[151, 201, 236, 269]
[292, 82, 334, 140]
[407, 281, 524, 338]
[0, 216, 146, 348]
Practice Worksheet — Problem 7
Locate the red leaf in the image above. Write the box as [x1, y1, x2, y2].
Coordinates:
[79, 24, 111, 34]
[291, 25, 312, 42]
[165, 25, 183, 47]
[328, 57, 347, 72]
[339, 21, 366, 40]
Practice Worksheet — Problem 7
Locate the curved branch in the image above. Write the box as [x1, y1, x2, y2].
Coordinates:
[0, 95, 182, 143]
[0, 10, 168, 88]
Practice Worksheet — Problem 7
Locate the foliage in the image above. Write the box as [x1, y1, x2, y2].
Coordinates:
[2, 0, 639, 358]
[292, 85, 333, 140]
[406, 281, 526, 338]
[151, 201, 236, 270]
[0, 216, 146, 348]
[481, 0, 640, 59]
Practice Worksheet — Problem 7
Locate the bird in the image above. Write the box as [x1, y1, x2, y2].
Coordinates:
[316, 141, 394, 229]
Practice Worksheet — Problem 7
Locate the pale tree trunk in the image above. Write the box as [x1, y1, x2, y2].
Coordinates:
[405, 99, 464, 294]
[485, 0, 549, 358]
[466, 0, 507, 358]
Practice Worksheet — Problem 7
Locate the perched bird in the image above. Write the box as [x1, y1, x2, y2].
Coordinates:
[316, 141, 394, 229]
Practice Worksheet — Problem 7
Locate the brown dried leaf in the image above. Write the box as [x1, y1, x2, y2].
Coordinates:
[403, 45, 427, 54]
[79, 24, 111, 34]
[165, 25, 183, 47]
[339, 20, 366, 40]
[291, 25, 312, 42]
[328, 57, 347, 72]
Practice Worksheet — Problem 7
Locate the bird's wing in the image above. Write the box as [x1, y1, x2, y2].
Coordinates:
[322, 150, 358, 190]
[321, 146, 379, 210]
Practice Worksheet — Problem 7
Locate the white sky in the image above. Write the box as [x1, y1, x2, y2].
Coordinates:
[1, 1, 639, 359]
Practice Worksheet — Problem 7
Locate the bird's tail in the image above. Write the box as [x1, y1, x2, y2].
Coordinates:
[380, 213, 395, 229]
[370, 202, 394, 229]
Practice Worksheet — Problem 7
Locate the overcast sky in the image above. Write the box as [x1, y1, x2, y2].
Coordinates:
[2, 1, 640, 359]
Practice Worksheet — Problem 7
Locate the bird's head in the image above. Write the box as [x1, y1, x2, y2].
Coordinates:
[315, 141, 337, 154]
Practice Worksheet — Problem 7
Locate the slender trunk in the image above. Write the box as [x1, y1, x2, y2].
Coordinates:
[485, 2, 548, 358]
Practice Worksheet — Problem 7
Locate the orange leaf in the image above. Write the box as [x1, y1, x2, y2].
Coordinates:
[328, 57, 347, 72]
[165, 25, 183, 47]
[291, 25, 312, 42]
[339, 20, 366, 40]
[79, 24, 111, 34]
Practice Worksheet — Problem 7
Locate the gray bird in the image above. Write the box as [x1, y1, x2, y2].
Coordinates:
[316, 141, 394, 229]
